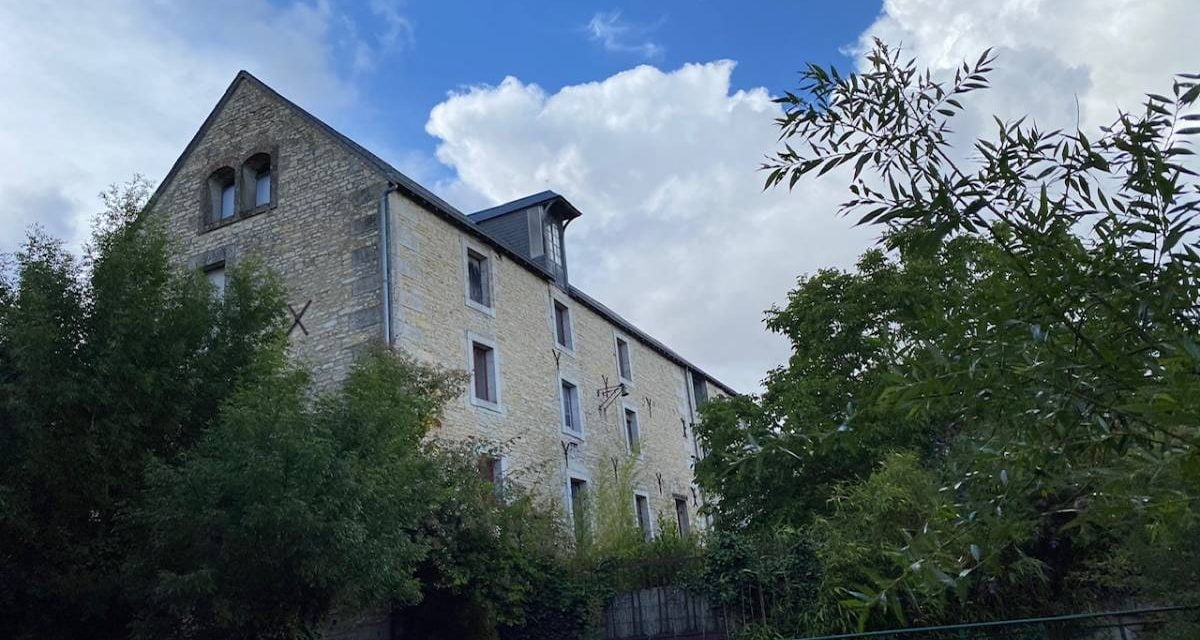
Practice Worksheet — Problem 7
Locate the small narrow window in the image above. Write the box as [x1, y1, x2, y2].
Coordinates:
[207, 167, 236, 223]
[616, 336, 632, 382]
[561, 379, 581, 435]
[466, 249, 492, 309]
[241, 153, 273, 211]
[220, 184, 235, 218]
[675, 496, 691, 537]
[546, 220, 563, 269]
[692, 374, 709, 408]
[624, 408, 640, 454]
[635, 494, 652, 541]
[477, 455, 503, 496]
[471, 341, 497, 405]
[569, 478, 589, 540]
[254, 167, 271, 206]
[554, 300, 572, 349]
[205, 263, 226, 297]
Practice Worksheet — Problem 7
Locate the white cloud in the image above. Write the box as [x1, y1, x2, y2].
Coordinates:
[428, 0, 1192, 392]
[0, 0, 374, 252]
[586, 11, 664, 59]
[428, 63, 874, 392]
[857, 0, 1195, 133]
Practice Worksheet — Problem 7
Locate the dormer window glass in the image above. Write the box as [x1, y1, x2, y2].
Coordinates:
[546, 220, 563, 270]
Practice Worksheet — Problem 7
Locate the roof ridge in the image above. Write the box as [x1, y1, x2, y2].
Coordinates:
[141, 71, 736, 395]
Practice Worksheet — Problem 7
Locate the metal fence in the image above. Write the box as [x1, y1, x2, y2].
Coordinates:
[795, 606, 1198, 640]
[598, 556, 1198, 640]
[601, 555, 727, 640]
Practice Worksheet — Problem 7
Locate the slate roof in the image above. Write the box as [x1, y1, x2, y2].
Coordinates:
[145, 70, 736, 397]
[469, 190, 582, 224]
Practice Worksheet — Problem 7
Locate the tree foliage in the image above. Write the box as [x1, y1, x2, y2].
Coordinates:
[0, 178, 289, 638]
[0, 180, 593, 639]
[698, 40, 1200, 630]
[128, 350, 463, 639]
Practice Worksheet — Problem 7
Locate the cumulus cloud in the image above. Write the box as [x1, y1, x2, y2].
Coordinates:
[428, 0, 1192, 392]
[0, 0, 380, 252]
[586, 11, 664, 59]
[857, 0, 1195, 133]
[428, 63, 874, 391]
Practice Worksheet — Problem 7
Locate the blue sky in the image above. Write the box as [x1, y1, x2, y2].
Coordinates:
[1, 0, 1190, 391]
[331, 1, 878, 176]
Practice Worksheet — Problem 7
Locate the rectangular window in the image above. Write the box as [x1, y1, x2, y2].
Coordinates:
[569, 478, 588, 540]
[561, 379, 581, 435]
[675, 497, 691, 537]
[554, 300, 573, 349]
[616, 336, 632, 382]
[466, 249, 492, 308]
[546, 221, 563, 268]
[220, 183, 235, 220]
[635, 494, 652, 541]
[205, 263, 226, 297]
[692, 374, 709, 408]
[471, 341, 497, 405]
[624, 408, 640, 454]
[477, 455, 503, 496]
[254, 168, 271, 207]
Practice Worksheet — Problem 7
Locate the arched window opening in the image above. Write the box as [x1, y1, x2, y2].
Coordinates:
[241, 153, 272, 210]
[207, 167, 236, 222]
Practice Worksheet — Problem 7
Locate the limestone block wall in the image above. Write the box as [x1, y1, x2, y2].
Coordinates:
[151, 79, 387, 386]
[386, 191, 706, 534]
[152, 75, 718, 534]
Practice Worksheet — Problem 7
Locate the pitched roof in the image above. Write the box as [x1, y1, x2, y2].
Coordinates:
[145, 70, 735, 396]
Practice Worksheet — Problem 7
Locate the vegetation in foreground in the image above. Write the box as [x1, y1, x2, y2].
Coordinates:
[695, 40, 1200, 633]
[4, 37, 1200, 640]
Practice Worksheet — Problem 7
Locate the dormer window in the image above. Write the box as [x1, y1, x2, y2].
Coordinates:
[241, 153, 273, 210]
[207, 167, 236, 223]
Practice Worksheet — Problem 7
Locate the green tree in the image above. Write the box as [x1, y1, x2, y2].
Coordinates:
[0, 178, 288, 639]
[0, 179, 577, 640]
[699, 40, 1200, 630]
[129, 350, 462, 639]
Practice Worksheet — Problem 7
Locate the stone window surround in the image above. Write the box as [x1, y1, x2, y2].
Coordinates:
[198, 145, 279, 234]
[465, 330, 503, 413]
[564, 470, 591, 534]
[673, 494, 691, 537]
[461, 237, 497, 317]
[613, 330, 635, 388]
[549, 290, 576, 356]
[558, 372, 586, 441]
[633, 489, 655, 540]
[478, 453, 508, 493]
[621, 401, 642, 458]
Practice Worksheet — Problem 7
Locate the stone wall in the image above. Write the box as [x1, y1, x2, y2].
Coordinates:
[386, 191, 705, 532]
[153, 74, 713, 532]
[150, 78, 387, 386]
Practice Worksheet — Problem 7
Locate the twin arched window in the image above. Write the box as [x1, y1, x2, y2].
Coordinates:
[206, 152, 273, 226]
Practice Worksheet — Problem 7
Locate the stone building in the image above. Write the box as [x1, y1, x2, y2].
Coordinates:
[146, 71, 733, 537]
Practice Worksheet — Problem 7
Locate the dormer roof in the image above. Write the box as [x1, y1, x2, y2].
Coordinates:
[469, 190, 583, 224]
